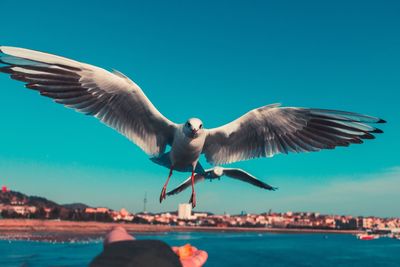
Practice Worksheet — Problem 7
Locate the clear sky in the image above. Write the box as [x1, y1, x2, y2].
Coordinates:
[0, 0, 399, 217]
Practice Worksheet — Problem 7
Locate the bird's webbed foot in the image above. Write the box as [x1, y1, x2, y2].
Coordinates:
[189, 192, 196, 208]
[160, 166, 173, 203]
[159, 187, 167, 203]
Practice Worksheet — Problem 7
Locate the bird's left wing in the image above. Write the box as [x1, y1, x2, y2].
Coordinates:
[166, 174, 206, 196]
[203, 104, 385, 164]
[222, 168, 276, 190]
[0, 46, 177, 156]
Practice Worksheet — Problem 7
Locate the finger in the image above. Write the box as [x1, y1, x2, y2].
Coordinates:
[173, 245, 197, 255]
[186, 250, 208, 266]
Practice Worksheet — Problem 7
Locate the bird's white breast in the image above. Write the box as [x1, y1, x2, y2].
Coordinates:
[170, 126, 206, 168]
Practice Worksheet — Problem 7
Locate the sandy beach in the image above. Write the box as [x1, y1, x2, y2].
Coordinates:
[0, 219, 361, 241]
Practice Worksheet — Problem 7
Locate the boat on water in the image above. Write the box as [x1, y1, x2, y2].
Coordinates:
[393, 235, 400, 240]
[356, 233, 379, 240]
[357, 228, 400, 240]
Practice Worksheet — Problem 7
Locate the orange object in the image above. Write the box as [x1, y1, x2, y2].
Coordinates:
[178, 244, 194, 259]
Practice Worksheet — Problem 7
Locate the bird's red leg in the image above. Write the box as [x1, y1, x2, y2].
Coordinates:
[160, 166, 173, 203]
[189, 169, 196, 208]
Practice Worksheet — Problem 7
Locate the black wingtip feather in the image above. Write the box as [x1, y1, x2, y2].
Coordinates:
[350, 138, 363, 144]
[25, 83, 41, 91]
[0, 66, 13, 74]
[361, 133, 375, 140]
[371, 128, 383, 134]
[378, 119, 386, 123]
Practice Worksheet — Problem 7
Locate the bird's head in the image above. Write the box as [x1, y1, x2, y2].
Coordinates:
[213, 166, 224, 177]
[183, 118, 204, 138]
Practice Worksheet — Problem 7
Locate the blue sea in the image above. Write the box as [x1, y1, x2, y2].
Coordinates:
[1, 232, 399, 267]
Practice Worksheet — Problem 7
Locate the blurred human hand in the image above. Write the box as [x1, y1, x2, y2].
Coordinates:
[172, 245, 208, 267]
[103, 226, 135, 246]
[104, 227, 207, 267]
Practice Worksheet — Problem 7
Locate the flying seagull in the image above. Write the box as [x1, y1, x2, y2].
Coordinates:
[0, 46, 385, 208]
[167, 166, 277, 196]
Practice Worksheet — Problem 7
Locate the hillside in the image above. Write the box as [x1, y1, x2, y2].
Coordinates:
[0, 190, 90, 210]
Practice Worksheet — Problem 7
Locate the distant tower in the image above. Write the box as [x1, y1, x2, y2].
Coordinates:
[178, 203, 192, 220]
[143, 192, 147, 213]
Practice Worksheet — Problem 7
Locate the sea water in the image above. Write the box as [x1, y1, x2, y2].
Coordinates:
[1, 232, 399, 267]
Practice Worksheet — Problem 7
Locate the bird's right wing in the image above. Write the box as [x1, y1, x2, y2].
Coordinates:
[223, 168, 277, 190]
[167, 174, 206, 196]
[203, 104, 385, 164]
[0, 46, 177, 155]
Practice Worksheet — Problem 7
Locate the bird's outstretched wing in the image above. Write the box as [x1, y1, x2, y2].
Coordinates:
[203, 104, 385, 164]
[166, 174, 206, 196]
[166, 167, 276, 196]
[0, 46, 177, 155]
[222, 168, 276, 190]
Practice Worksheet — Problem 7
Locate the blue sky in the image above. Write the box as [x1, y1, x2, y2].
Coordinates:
[0, 0, 399, 216]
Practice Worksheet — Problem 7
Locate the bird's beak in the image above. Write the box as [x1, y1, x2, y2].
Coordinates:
[190, 129, 198, 138]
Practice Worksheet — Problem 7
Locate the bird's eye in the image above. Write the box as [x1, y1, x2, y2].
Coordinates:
[199, 124, 203, 129]
[187, 122, 191, 127]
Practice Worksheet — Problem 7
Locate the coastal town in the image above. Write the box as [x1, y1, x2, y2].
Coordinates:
[1, 186, 399, 237]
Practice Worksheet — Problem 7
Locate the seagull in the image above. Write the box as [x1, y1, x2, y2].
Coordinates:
[0, 46, 385, 208]
[167, 166, 277, 196]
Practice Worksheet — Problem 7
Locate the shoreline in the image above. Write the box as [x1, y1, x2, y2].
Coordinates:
[0, 219, 361, 241]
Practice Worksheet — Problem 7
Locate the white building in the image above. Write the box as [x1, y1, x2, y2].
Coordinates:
[178, 203, 192, 220]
